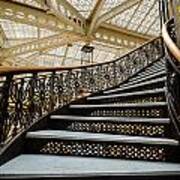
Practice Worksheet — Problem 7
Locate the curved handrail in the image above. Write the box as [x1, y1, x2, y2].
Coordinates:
[0, 36, 163, 150]
[0, 37, 160, 75]
[162, 20, 180, 62]
[162, 17, 180, 139]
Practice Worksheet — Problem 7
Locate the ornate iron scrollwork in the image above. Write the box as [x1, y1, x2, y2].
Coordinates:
[0, 37, 164, 149]
[164, 19, 180, 139]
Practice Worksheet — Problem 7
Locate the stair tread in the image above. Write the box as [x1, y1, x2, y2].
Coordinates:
[70, 102, 167, 108]
[88, 88, 165, 100]
[141, 62, 165, 69]
[104, 77, 166, 94]
[123, 71, 166, 86]
[50, 115, 170, 124]
[26, 130, 179, 146]
[1, 155, 180, 178]
[133, 68, 165, 76]
[134, 69, 165, 80]
[145, 64, 165, 70]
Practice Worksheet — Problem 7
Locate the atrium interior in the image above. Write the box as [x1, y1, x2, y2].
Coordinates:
[0, 0, 180, 180]
[0, 0, 160, 67]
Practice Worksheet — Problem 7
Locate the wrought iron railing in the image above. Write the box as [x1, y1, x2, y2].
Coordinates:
[0, 37, 164, 149]
[160, 0, 180, 139]
[163, 19, 180, 138]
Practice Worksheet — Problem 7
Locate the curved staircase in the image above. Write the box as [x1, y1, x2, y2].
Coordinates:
[25, 59, 179, 162]
[1, 1, 180, 177]
[0, 58, 180, 180]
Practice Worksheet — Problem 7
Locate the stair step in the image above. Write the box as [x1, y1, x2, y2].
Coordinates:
[70, 102, 167, 118]
[1, 155, 180, 179]
[145, 60, 165, 68]
[26, 130, 179, 161]
[70, 102, 167, 109]
[50, 115, 170, 124]
[150, 63, 165, 69]
[143, 61, 165, 69]
[117, 63, 165, 89]
[144, 65, 165, 73]
[88, 88, 165, 101]
[132, 69, 165, 82]
[135, 68, 165, 78]
[26, 130, 178, 146]
[104, 77, 166, 94]
[138, 63, 165, 72]
[123, 71, 166, 87]
[50, 116, 170, 137]
[145, 60, 164, 69]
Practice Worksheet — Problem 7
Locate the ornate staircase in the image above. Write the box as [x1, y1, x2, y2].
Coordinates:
[24, 58, 179, 163]
[0, 56, 180, 179]
[1, 1, 180, 179]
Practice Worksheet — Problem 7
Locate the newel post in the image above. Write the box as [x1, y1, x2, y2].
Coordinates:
[173, 0, 180, 47]
[0, 74, 13, 146]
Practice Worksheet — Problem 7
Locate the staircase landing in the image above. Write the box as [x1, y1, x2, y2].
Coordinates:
[0, 155, 180, 179]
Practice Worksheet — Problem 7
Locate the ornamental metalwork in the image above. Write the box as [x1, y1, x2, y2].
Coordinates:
[68, 121, 166, 137]
[39, 140, 166, 161]
[0, 37, 163, 149]
[0, 0, 159, 66]
[164, 19, 180, 139]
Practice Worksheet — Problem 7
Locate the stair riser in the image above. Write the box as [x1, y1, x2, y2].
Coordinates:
[133, 69, 165, 80]
[147, 64, 165, 70]
[70, 106, 168, 118]
[88, 93, 165, 104]
[140, 63, 165, 71]
[104, 81, 165, 94]
[49, 120, 169, 137]
[124, 64, 165, 81]
[26, 139, 177, 162]
[141, 68, 165, 76]
[129, 73, 165, 84]
[121, 73, 166, 88]
[2, 175, 180, 180]
[143, 63, 165, 71]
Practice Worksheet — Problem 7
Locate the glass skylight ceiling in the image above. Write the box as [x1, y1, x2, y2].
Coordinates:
[29, 42, 127, 67]
[67, 0, 160, 36]
[67, 0, 97, 18]
[0, 0, 160, 67]
[0, 19, 56, 40]
[12, 0, 43, 9]
[100, 0, 127, 14]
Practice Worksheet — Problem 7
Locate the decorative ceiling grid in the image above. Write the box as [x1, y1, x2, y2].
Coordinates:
[12, 0, 43, 9]
[0, 0, 160, 66]
[66, 0, 97, 18]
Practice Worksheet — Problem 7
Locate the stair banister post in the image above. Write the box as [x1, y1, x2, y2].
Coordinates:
[172, 0, 180, 48]
[0, 74, 13, 146]
[50, 71, 55, 111]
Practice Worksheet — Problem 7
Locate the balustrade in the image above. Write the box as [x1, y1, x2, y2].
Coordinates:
[0, 37, 163, 149]
[163, 18, 180, 138]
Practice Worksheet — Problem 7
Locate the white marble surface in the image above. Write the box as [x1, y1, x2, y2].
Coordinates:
[0, 155, 180, 178]
[26, 130, 179, 146]
[50, 115, 170, 124]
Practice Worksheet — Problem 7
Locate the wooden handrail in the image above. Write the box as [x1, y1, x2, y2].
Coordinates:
[0, 36, 159, 76]
[162, 22, 180, 62]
